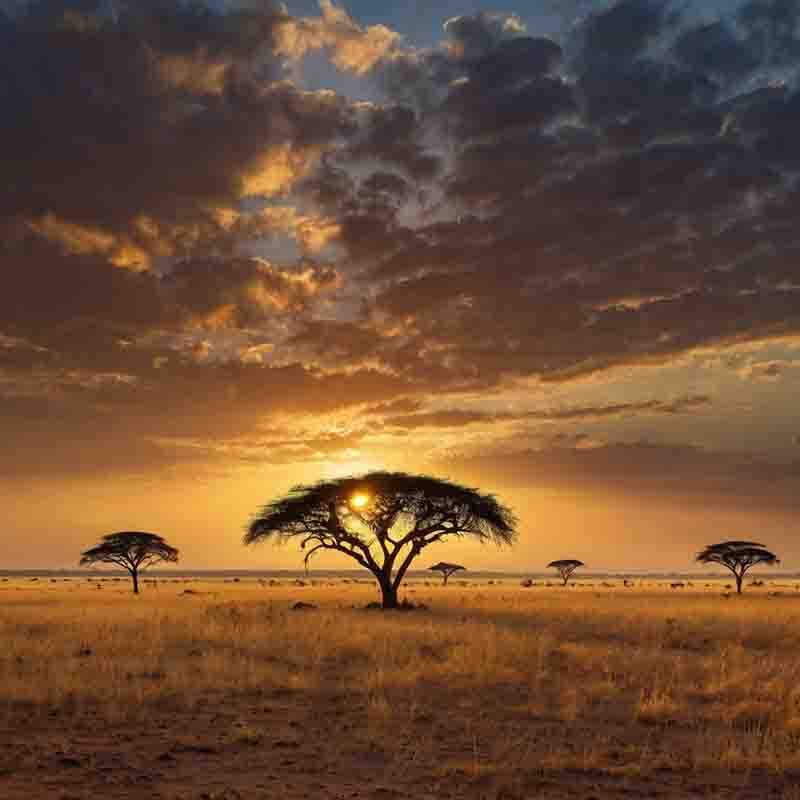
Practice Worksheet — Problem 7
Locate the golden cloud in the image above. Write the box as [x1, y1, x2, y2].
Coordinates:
[276, 0, 400, 75]
[257, 206, 341, 253]
[242, 143, 323, 198]
[244, 260, 340, 312]
[238, 342, 275, 365]
[25, 214, 151, 271]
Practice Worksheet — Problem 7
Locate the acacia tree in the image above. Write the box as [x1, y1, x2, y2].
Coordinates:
[80, 532, 179, 594]
[429, 561, 465, 585]
[696, 541, 779, 594]
[245, 472, 516, 609]
[547, 559, 584, 586]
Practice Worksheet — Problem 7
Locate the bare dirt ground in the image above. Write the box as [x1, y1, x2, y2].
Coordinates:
[3, 578, 800, 799]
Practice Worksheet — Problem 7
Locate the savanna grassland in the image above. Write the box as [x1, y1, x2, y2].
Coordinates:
[3, 579, 800, 800]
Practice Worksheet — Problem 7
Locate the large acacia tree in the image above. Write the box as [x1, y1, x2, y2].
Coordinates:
[245, 472, 516, 608]
[696, 541, 779, 594]
[80, 531, 179, 594]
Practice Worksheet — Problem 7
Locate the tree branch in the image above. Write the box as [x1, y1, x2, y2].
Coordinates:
[392, 542, 423, 590]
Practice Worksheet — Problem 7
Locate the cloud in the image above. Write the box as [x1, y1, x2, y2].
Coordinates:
[362, 397, 423, 416]
[735, 359, 800, 381]
[442, 12, 529, 61]
[0, 356, 413, 477]
[444, 440, 800, 514]
[4, 0, 800, 485]
[164, 257, 341, 325]
[1, 1, 354, 267]
[246, 206, 342, 254]
[441, 34, 572, 140]
[283, 0, 800, 391]
[575, 0, 667, 68]
[24, 213, 151, 270]
[382, 395, 712, 429]
[276, 0, 401, 74]
[340, 105, 441, 181]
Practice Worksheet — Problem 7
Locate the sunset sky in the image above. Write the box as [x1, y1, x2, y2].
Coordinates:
[3, 0, 800, 571]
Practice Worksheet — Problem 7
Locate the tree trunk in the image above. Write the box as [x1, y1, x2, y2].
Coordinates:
[735, 573, 743, 594]
[131, 569, 139, 595]
[443, 573, 449, 586]
[377, 573, 398, 608]
[562, 575, 569, 586]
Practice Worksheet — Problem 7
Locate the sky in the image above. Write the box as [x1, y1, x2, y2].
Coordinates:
[2, 0, 800, 571]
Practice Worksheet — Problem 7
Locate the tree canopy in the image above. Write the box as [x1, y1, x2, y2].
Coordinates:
[80, 531, 179, 594]
[547, 559, 584, 586]
[696, 541, 778, 593]
[245, 471, 516, 608]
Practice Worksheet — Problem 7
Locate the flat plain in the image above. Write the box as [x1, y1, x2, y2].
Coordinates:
[3, 577, 800, 799]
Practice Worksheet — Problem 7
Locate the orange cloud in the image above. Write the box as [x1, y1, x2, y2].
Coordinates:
[254, 206, 341, 253]
[276, 0, 401, 74]
[25, 214, 151, 271]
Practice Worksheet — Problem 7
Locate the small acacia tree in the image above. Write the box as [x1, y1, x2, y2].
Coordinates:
[696, 541, 779, 594]
[547, 559, 584, 586]
[80, 532, 179, 594]
[429, 561, 465, 585]
[245, 472, 516, 608]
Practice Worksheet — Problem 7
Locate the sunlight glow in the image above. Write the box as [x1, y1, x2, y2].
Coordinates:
[350, 492, 369, 509]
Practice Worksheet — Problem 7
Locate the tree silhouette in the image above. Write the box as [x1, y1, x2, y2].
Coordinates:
[429, 561, 465, 585]
[547, 559, 584, 586]
[696, 541, 779, 594]
[245, 472, 516, 608]
[80, 532, 179, 594]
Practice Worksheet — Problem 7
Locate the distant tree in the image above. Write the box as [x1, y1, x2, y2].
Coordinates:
[245, 472, 516, 609]
[696, 541, 779, 594]
[80, 532, 179, 594]
[547, 559, 584, 586]
[429, 561, 465, 585]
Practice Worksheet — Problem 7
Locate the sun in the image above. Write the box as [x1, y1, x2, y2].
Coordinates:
[350, 492, 369, 509]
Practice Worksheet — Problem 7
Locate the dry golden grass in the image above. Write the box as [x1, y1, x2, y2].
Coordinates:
[2, 578, 800, 798]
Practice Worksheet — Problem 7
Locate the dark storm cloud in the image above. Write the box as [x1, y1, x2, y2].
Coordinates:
[5, 0, 800, 481]
[440, 30, 571, 139]
[0, 0, 413, 477]
[0, 237, 337, 365]
[341, 105, 441, 182]
[0, 0, 353, 257]
[736, 0, 800, 67]
[0, 240, 405, 478]
[443, 69, 575, 141]
[673, 21, 757, 78]
[577, 0, 667, 65]
[442, 11, 526, 61]
[290, 0, 800, 389]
